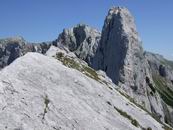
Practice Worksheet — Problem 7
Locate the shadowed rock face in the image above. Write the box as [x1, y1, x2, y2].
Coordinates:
[92, 7, 166, 121]
[145, 52, 173, 126]
[145, 52, 173, 80]
[159, 65, 167, 77]
[54, 24, 101, 66]
[0, 37, 26, 68]
[93, 7, 148, 92]
[0, 37, 50, 68]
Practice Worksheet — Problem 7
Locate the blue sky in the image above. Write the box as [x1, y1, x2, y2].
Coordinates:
[0, 0, 173, 60]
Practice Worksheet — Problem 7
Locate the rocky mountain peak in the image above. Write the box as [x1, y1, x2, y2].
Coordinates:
[92, 7, 167, 119]
[0, 37, 50, 68]
[106, 7, 139, 38]
[56, 24, 101, 49]
[94, 7, 143, 85]
[55, 24, 101, 66]
[5, 36, 25, 41]
[108, 6, 132, 20]
[0, 36, 26, 46]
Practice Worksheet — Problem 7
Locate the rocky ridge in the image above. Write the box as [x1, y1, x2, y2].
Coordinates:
[91, 6, 166, 122]
[53, 24, 101, 66]
[0, 6, 173, 128]
[145, 52, 173, 126]
[0, 36, 50, 68]
[0, 51, 169, 130]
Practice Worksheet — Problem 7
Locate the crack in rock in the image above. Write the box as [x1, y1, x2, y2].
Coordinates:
[42, 95, 50, 120]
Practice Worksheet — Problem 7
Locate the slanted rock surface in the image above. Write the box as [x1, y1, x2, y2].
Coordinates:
[0, 52, 167, 130]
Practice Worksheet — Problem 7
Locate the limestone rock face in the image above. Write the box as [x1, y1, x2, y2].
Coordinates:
[145, 52, 173, 126]
[94, 7, 143, 86]
[0, 52, 166, 130]
[54, 24, 101, 66]
[92, 7, 166, 121]
[0, 36, 50, 68]
[93, 7, 145, 97]
[145, 52, 173, 82]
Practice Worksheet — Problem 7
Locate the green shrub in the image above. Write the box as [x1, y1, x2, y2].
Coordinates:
[44, 95, 50, 108]
[82, 65, 100, 81]
[163, 126, 173, 130]
[56, 52, 64, 59]
[131, 119, 139, 127]
[114, 106, 132, 120]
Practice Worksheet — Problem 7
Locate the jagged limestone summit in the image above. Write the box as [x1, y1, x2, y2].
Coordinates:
[0, 6, 173, 130]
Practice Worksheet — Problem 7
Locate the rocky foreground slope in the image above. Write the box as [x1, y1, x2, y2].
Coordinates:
[0, 6, 173, 129]
[0, 52, 169, 130]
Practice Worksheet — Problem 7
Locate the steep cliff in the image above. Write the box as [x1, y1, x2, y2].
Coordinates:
[145, 52, 173, 126]
[91, 7, 166, 122]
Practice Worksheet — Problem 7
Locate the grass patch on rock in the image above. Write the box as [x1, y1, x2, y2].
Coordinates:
[56, 52, 173, 130]
[56, 52, 100, 81]
[152, 75, 173, 107]
[114, 106, 139, 127]
[117, 89, 172, 129]
[163, 125, 173, 130]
